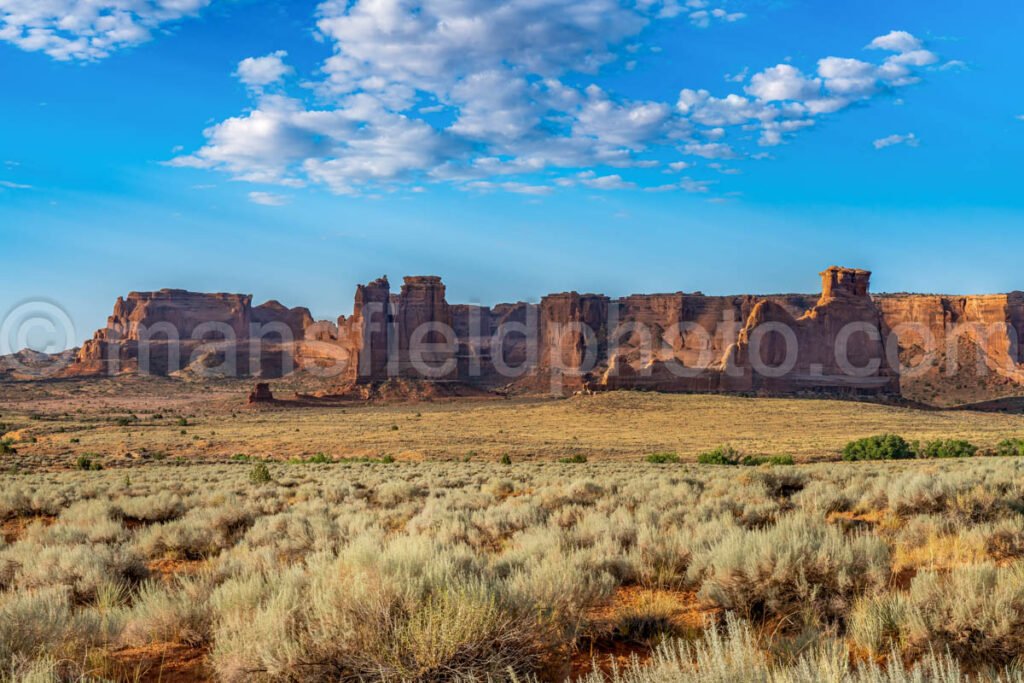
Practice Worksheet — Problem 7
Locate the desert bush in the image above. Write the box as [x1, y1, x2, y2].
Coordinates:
[75, 455, 102, 471]
[0, 542, 146, 602]
[700, 449, 796, 467]
[918, 439, 978, 459]
[692, 513, 890, 624]
[0, 440, 16, 455]
[569, 613, 1009, 683]
[851, 563, 1024, 666]
[115, 491, 187, 522]
[697, 445, 743, 465]
[132, 502, 255, 560]
[211, 541, 553, 683]
[843, 435, 914, 461]
[559, 454, 588, 464]
[993, 438, 1024, 457]
[120, 577, 211, 647]
[249, 463, 272, 485]
[645, 452, 680, 464]
[0, 586, 123, 677]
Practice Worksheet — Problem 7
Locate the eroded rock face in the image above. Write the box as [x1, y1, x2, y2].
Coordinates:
[876, 291, 1024, 405]
[52, 268, 1024, 406]
[68, 290, 313, 378]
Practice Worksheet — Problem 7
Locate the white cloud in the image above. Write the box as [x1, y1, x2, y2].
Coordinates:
[173, 10, 948, 196]
[867, 30, 922, 54]
[236, 51, 293, 90]
[873, 132, 919, 149]
[1017, 115, 1024, 122]
[0, 180, 32, 189]
[570, 171, 637, 190]
[464, 181, 553, 195]
[248, 191, 290, 206]
[645, 176, 712, 193]
[0, 0, 212, 61]
[746, 64, 821, 102]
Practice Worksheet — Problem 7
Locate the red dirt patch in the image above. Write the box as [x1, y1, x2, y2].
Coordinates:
[107, 643, 209, 683]
[569, 586, 720, 681]
[1, 515, 56, 543]
[147, 558, 207, 581]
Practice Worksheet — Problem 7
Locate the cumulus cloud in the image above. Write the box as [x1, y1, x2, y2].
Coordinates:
[248, 191, 290, 206]
[172, 7, 948, 197]
[867, 30, 922, 54]
[0, 0, 212, 61]
[235, 51, 293, 90]
[873, 132, 919, 149]
[747, 64, 822, 102]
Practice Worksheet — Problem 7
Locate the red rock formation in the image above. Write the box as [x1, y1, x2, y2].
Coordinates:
[68, 290, 312, 378]
[51, 267, 1024, 407]
[247, 382, 274, 403]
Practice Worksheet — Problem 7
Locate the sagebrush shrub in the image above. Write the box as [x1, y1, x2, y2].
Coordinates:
[693, 513, 890, 623]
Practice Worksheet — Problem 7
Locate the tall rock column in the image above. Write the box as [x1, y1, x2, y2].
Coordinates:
[395, 276, 457, 380]
[348, 277, 392, 383]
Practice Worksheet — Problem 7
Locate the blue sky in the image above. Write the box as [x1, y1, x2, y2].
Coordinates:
[1, 0, 1022, 347]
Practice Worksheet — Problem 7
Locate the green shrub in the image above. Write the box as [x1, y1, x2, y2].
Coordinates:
[558, 454, 587, 464]
[697, 446, 741, 465]
[0, 439, 17, 455]
[248, 463, 272, 485]
[499, 453, 512, 465]
[177, 417, 189, 427]
[698, 447, 793, 467]
[842, 434, 914, 461]
[646, 452, 680, 464]
[994, 438, 1024, 457]
[917, 439, 977, 459]
[75, 455, 102, 471]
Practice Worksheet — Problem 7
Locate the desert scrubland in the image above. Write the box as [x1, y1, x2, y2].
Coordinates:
[5, 381, 1024, 680]
[4, 447, 1024, 680]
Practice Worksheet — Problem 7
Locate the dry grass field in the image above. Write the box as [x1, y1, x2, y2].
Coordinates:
[4, 456, 1024, 681]
[3, 377, 1024, 468]
[6, 379, 1024, 681]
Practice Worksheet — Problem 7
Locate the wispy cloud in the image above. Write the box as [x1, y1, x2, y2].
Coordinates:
[248, 191, 289, 206]
[0, 180, 32, 189]
[873, 133, 920, 149]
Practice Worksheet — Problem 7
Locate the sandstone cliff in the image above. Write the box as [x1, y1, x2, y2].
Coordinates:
[68, 289, 313, 378]
[49, 269, 1024, 407]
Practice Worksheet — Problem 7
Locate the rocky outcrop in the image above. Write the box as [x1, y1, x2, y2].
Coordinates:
[67, 290, 313, 378]
[49, 268, 1024, 406]
[247, 382, 274, 403]
[876, 292, 1024, 405]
